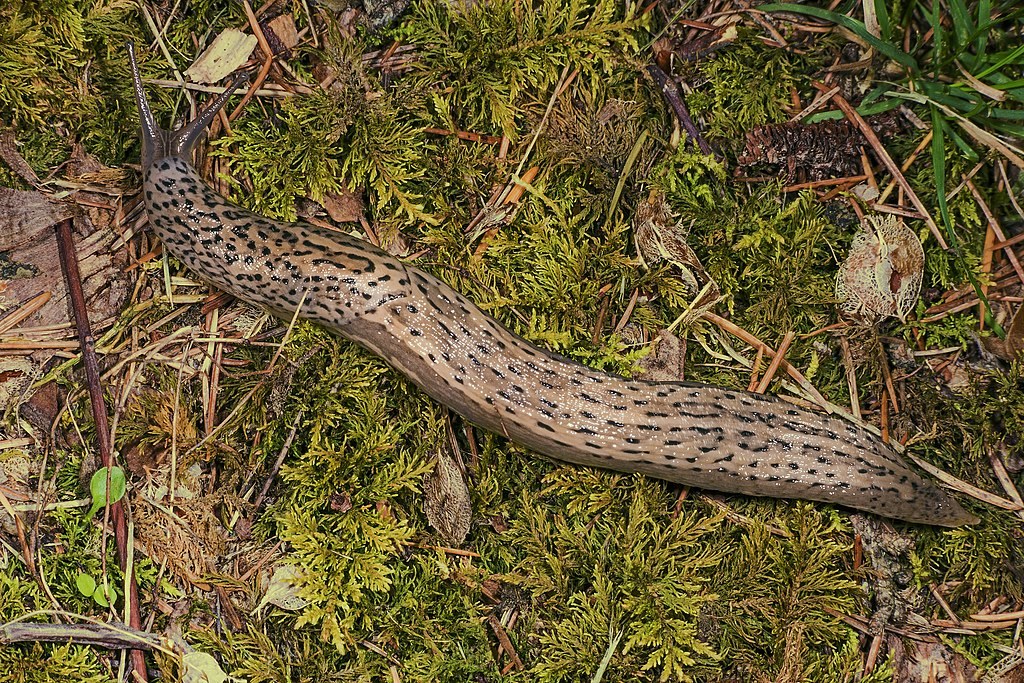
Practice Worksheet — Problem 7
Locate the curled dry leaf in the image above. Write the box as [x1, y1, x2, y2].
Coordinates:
[423, 450, 472, 546]
[322, 188, 365, 223]
[835, 215, 924, 322]
[633, 191, 720, 324]
[181, 651, 230, 683]
[186, 29, 257, 84]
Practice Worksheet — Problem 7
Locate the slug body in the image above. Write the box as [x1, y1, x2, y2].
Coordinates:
[128, 47, 976, 527]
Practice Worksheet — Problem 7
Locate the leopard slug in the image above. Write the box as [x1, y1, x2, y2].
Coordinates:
[128, 45, 976, 527]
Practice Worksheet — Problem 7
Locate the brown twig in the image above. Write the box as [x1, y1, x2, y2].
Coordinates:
[423, 127, 502, 145]
[838, 337, 862, 421]
[780, 174, 866, 193]
[966, 178, 1024, 285]
[253, 410, 304, 509]
[647, 63, 712, 155]
[0, 292, 52, 336]
[0, 621, 164, 650]
[817, 85, 948, 249]
[486, 613, 524, 671]
[702, 312, 829, 408]
[754, 331, 794, 394]
[54, 218, 148, 682]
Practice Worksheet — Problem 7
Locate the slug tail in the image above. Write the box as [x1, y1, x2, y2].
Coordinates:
[127, 42, 168, 169]
[168, 72, 249, 160]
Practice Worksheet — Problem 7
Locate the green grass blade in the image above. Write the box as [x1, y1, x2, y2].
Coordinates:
[931, 106, 951, 243]
[946, 0, 975, 55]
[974, 43, 1024, 80]
[974, 0, 991, 57]
[944, 117, 980, 161]
[804, 96, 901, 123]
[759, 3, 918, 70]
[929, 0, 944, 71]
[872, 0, 891, 40]
[930, 105, 1004, 337]
[987, 120, 1024, 138]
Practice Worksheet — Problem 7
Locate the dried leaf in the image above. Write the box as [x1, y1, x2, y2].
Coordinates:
[261, 14, 299, 55]
[181, 652, 230, 683]
[633, 191, 721, 323]
[836, 215, 923, 322]
[186, 29, 257, 84]
[423, 450, 472, 546]
[322, 188, 365, 223]
[0, 357, 36, 413]
[255, 564, 309, 612]
[636, 329, 686, 382]
[1005, 304, 1024, 358]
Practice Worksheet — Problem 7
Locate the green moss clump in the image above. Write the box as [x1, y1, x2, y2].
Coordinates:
[400, 0, 641, 138]
[686, 35, 798, 141]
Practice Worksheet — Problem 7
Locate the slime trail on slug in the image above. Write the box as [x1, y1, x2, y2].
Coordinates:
[127, 44, 976, 527]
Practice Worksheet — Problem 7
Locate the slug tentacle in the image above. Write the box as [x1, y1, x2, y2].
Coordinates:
[127, 42, 167, 169]
[129, 44, 978, 527]
[127, 43, 249, 164]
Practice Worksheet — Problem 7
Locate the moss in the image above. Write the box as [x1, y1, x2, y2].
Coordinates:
[685, 34, 798, 142]
[399, 0, 642, 138]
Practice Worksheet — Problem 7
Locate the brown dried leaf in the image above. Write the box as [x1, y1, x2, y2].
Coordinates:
[636, 329, 686, 382]
[888, 638, 979, 683]
[633, 191, 721, 323]
[423, 450, 472, 546]
[1005, 304, 1024, 358]
[262, 14, 299, 55]
[322, 188, 365, 223]
[836, 215, 924, 322]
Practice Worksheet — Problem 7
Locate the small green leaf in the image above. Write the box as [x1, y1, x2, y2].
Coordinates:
[85, 466, 127, 521]
[92, 584, 110, 607]
[75, 573, 96, 597]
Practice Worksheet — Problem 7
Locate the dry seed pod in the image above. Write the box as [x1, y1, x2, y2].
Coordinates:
[423, 450, 472, 546]
[836, 215, 924, 322]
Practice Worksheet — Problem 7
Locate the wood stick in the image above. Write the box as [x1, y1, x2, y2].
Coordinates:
[0, 621, 163, 650]
[55, 218, 148, 681]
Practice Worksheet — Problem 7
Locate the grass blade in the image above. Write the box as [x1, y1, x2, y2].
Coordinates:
[759, 3, 918, 70]
[873, 0, 891, 40]
[930, 105, 1005, 337]
[929, 0, 944, 72]
[946, 0, 975, 56]
[974, 43, 1024, 80]
[930, 106, 952, 242]
[974, 0, 992, 57]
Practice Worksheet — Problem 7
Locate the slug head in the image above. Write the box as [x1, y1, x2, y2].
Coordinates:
[127, 42, 248, 168]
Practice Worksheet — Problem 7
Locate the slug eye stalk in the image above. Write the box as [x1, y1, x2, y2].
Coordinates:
[127, 41, 249, 167]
